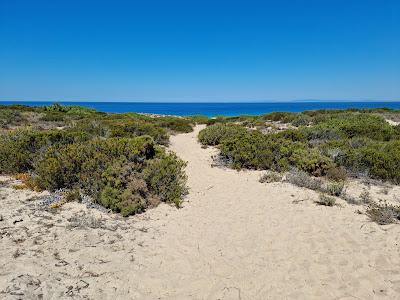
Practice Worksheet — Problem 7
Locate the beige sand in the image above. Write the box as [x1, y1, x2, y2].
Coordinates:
[1, 125, 400, 299]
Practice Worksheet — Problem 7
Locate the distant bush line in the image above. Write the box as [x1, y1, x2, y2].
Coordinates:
[199, 109, 400, 184]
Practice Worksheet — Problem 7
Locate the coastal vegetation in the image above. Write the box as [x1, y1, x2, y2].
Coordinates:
[199, 108, 400, 224]
[199, 109, 400, 183]
[0, 104, 195, 216]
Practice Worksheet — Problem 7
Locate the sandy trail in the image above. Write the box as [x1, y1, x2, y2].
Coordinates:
[1, 125, 400, 299]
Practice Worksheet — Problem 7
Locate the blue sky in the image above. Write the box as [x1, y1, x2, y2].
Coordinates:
[0, 0, 399, 102]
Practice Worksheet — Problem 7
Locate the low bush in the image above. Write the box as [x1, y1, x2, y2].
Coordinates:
[325, 181, 345, 196]
[314, 114, 398, 141]
[316, 194, 336, 206]
[0, 104, 191, 216]
[0, 109, 22, 128]
[340, 191, 359, 205]
[289, 148, 334, 176]
[34, 136, 155, 191]
[0, 129, 89, 174]
[262, 112, 297, 123]
[259, 171, 282, 183]
[326, 166, 347, 182]
[285, 169, 322, 191]
[198, 124, 247, 146]
[108, 120, 169, 145]
[187, 115, 209, 124]
[143, 152, 188, 207]
[34, 136, 187, 216]
[366, 201, 400, 225]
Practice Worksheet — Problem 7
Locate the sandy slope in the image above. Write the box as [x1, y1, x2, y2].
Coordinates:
[1, 125, 400, 299]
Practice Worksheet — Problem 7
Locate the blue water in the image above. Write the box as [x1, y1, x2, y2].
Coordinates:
[1, 101, 400, 117]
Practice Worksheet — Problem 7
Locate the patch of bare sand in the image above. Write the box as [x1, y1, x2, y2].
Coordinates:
[1, 126, 400, 299]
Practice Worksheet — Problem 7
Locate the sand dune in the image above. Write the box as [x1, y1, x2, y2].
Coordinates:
[1, 125, 400, 299]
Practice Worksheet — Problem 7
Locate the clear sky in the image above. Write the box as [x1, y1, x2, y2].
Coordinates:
[0, 0, 399, 102]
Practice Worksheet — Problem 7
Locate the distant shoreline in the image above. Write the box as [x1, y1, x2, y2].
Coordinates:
[1, 101, 400, 117]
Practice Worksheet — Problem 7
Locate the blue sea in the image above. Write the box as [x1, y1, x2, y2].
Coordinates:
[1, 101, 400, 117]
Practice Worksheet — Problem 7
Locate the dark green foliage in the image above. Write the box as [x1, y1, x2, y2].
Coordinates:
[143, 152, 188, 207]
[39, 112, 65, 122]
[0, 104, 191, 216]
[108, 120, 169, 145]
[34, 136, 187, 215]
[353, 141, 400, 183]
[0, 129, 89, 174]
[99, 161, 153, 216]
[289, 148, 334, 176]
[200, 126, 333, 175]
[198, 124, 247, 146]
[35, 136, 154, 191]
[325, 181, 345, 196]
[154, 116, 193, 133]
[311, 114, 398, 141]
[187, 115, 209, 124]
[199, 109, 400, 183]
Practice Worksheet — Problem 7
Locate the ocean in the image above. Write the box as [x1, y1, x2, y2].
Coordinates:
[1, 101, 400, 117]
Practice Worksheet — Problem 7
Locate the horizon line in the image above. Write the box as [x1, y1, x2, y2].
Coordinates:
[1, 99, 400, 103]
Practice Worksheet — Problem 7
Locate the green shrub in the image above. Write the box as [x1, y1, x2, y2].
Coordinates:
[219, 130, 276, 170]
[289, 148, 334, 176]
[35, 136, 155, 192]
[0, 129, 89, 174]
[154, 116, 193, 133]
[0, 109, 22, 128]
[198, 124, 247, 146]
[325, 181, 345, 196]
[291, 114, 312, 126]
[316, 194, 336, 206]
[40, 112, 65, 122]
[262, 112, 297, 123]
[354, 141, 400, 183]
[99, 162, 151, 216]
[143, 152, 187, 207]
[187, 115, 209, 124]
[0, 104, 191, 216]
[109, 120, 169, 145]
[315, 114, 397, 141]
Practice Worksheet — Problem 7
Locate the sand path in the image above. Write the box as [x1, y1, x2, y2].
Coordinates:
[1, 125, 400, 299]
[134, 125, 400, 299]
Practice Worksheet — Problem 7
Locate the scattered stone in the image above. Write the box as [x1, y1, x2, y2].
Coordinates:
[13, 218, 23, 225]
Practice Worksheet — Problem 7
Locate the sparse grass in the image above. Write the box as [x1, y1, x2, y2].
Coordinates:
[359, 190, 372, 204]
[12, 184, 28, 190]
[259, 171, 282, 183]
[316, 194, 336, 206]
[285, 169, 322, 191]
[325, 181, 345, 196]
[340, 191, 359, 205]
[67, 212, 104, 229]
[366, 201, 400, 225]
